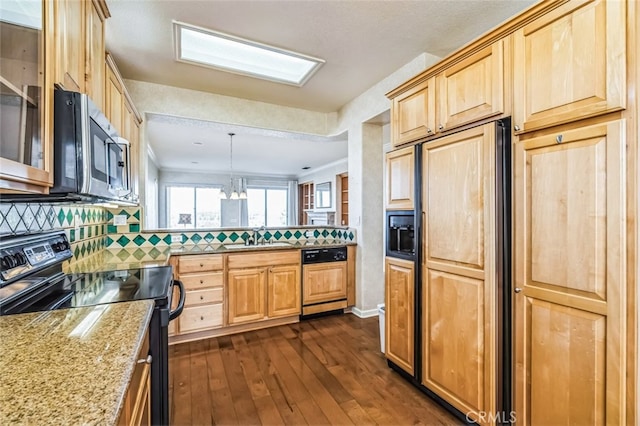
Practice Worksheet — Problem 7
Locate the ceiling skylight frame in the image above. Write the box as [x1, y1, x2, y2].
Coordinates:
[173, 20, 325, 87]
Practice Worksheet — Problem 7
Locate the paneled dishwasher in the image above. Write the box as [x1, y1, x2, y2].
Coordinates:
[300, 246, 348, 318]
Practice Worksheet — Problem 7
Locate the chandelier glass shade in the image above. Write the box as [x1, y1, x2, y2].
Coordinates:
[220, 133, 247, 200]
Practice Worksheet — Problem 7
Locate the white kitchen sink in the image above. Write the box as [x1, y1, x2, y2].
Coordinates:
[224, 241, 292, 249]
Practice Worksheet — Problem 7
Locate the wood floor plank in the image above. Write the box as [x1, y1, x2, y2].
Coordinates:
[169, 314, 459, 425]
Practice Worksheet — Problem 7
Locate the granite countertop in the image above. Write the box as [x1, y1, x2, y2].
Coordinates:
[65, 247, 172, 273]
[170, 239, 355, 255]
[0, 300, 154, 425]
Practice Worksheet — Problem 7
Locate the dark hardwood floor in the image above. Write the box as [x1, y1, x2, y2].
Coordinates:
[169, 314, 460, 425]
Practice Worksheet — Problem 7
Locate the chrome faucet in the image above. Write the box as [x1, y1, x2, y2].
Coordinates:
[251, 226, 267, 245]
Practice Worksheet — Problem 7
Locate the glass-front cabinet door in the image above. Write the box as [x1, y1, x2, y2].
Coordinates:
[0, 0, 53, 193]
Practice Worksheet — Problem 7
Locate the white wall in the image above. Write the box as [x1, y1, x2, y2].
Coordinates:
[145, 154, 159, 229]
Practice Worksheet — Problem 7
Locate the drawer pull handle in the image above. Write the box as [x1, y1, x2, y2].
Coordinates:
[200, 263, 204, 267]
[200, 279, 204, 284]
[200, 316, 204, 321]
[555, 134, 563, 144]
[137, 355, 152, 364]
[200, 295, 204, 300]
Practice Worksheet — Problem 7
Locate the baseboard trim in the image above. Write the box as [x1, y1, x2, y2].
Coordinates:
[350, 307, 379, 318]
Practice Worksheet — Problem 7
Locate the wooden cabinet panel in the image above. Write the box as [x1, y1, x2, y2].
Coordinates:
[302, 262, 347, 305]
[268, 265, 301, 317]
[53, 0, 85, 92]
[105, 61, 123, 134]
[179, 304, 223, 333]
[514, 120, 626, 424]
[385, 146, 414, 210]
[384, 257, 414, 375]
[421, 122, 496, 423]
[85, 0, 107, 111]
[228, 268, 266, 324]
[513, 0, 626, 133]
[422, 270, 487, 416]
[119, 329, 150, 426]
[228, 250, 299, 269]
[391, 77, 436, 147]
[437, 41, 504, 131]
[423, 125, 490, 271]
[181, 272, 224, 291]
[185, 288, 223, 306]
[178, 254, 223, 273]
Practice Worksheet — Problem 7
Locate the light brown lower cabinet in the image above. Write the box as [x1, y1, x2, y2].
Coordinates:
[119, 331, 151, 426]
[227, 250, 301, 325]
[384, 256, 414, 375]
[514, 119, 627, 424]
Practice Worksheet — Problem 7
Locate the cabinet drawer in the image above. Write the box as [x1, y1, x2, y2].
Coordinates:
[181, 272, 223, 290]
[228, 250, 299, 269]
[185, 288, 223, 306]
[179, 304, 223, 333]
[179, 255, 223, 273]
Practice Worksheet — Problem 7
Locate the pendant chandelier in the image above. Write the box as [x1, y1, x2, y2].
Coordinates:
[219, 132, 247, 200]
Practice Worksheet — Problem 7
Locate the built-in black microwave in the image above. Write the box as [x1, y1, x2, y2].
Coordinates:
[386, 210, 415, 260]
[51, 90, 132, 203]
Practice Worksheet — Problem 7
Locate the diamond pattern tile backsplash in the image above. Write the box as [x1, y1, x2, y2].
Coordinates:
[0, 202, 108, 264]
[0, 203, 356, 262]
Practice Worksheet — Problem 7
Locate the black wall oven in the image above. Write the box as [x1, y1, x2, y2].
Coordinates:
[0, 231, 184, 425]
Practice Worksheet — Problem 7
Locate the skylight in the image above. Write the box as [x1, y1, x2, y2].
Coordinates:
[174, 21, 325, 86]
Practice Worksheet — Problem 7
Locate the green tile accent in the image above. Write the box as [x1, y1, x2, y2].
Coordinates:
[107, 225, 117, 234]
[348, 232, 354, 240]
[321, 229, 328, 237]
[273, 231, 282, 240]
[116, 235, 130, 247]
[133, 210, 140, 220]
[129, 224, 140, 232]
[133, 248, 146, 260]
[117, 249, 130, 260]
[313, 230, 320, 238]
[106, 236, 113, 246]
[162, 235, 172, 244]
[263, 231, 272, 240]
[119, 209, 129, 218]
[241, 232, 250, 241]
[73, 246, 80, 258]
[284, 230, 292, 239]
[191, 234, 202, 243]
[149, 247, 161, 258]
[204, 233, 214, 243]
[330, 230, 337, 238]
[180, 234, 188, 244]
[91, 210, 97, 223]
[133, 235, 146, 246]
[88, 227, 92, 238]
[216, 232, 226, 242]
[57, 209, 66, 226]
[65, 210, 73, 225]
[79, 227, 85, 240]
[294, 230, 302, 239]
[80, 209, 87, 223]
[148, 235, 161, 245]
[106, 210, 113, 221]
[69, 229, 76, 243]
[229, 232, 239, 242]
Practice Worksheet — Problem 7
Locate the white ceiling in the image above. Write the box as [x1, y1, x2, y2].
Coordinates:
[105, 0, 537, 176]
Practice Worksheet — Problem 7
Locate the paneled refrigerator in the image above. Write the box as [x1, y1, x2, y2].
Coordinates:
[384, 119, 511, 425]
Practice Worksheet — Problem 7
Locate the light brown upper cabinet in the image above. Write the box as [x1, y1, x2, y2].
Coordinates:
[513, 0, 626, 133]
[437, 40, 506, 132]
[105, 54, 124, 134]
[385, 146, 414, 210]
[421, 123, 497, 424]
[85, 0, 109, 111]
[53, 0, 85, 93]
[391, 77, 436, 147]
[514, 120, 627, 424]
[0, 0, 54, 194]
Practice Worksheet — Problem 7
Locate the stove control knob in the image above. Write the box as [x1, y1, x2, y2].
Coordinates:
[1, 255, 16, 270]
[14, 252, 27, 266]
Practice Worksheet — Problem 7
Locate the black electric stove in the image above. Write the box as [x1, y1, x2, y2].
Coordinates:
[0, 230, 184, 426]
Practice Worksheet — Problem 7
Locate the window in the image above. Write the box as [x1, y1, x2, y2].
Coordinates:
[247, 187, 288, 227]
[167, 186, 221, 228]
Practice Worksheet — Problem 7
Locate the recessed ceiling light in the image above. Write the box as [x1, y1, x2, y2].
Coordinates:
[173, 21, 325, 86]
[302, 166, 311, 170]
[193, 142, 203, 146]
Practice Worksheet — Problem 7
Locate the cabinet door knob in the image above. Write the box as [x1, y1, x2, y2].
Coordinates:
[427, 128, 433, 134]
[200, 279, 204, 284]
[514, 287, 522, 293]
[200, 263, 204, 267]
[200, 295, 204, 300]
[137, 355, 152, 364]
[200, 316, 204, 320]
[556, 135, 563, 144]
[514, 125, 521, 131]
[438, 124, 444, 130]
